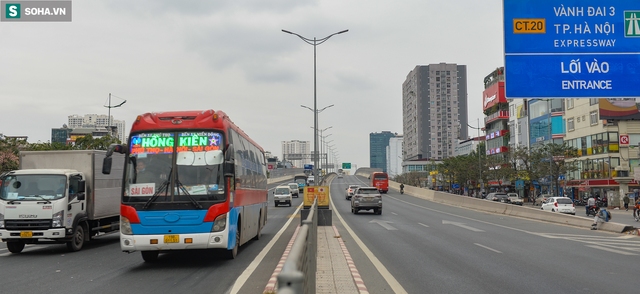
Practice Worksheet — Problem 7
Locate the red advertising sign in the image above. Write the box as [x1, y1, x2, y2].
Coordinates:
[482, 81, 506, 111]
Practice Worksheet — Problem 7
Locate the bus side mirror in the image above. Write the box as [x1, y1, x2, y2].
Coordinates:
[224, 144, 234, 162]
[102, 157, 112, 175]
[224, 162, 235, 177]
[224, 144, 235, 177]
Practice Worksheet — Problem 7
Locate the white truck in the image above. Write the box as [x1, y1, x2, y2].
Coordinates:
[0, 150, 124, 253]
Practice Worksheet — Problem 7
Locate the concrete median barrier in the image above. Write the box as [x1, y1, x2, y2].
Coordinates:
[268, 176, 294, 184]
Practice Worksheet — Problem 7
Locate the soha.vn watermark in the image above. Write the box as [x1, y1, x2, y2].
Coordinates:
[2, 1, 72, 22]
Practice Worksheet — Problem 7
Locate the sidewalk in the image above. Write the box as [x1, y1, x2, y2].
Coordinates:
[316, 226, 367, 294]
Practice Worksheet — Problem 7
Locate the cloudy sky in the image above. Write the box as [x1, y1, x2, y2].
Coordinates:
[1, 0, 504, 170]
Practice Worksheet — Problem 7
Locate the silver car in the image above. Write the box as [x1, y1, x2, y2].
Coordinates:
[345, 185, 360, 200]
[351, 187, 382, 215]
[287, 183, 299, 198]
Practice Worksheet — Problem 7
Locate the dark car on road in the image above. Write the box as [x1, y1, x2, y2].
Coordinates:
[485, 192, 509, 203]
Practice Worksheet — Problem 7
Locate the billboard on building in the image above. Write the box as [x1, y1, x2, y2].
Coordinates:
[482, 81, 506, 111]
[516, 104, 526, 119]
[599, 98, 640, 120]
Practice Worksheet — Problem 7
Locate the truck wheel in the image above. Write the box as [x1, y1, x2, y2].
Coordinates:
[7, 241, 25, 253]
[141, 251, 159, 262]
[66, 224, 85, 252]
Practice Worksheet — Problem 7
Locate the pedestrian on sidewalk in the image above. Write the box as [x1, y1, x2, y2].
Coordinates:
[623, 194, 630, 211]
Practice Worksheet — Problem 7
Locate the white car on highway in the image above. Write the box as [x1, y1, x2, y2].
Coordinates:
[541, 196, 575, 215]
[273, 186, 293, 207]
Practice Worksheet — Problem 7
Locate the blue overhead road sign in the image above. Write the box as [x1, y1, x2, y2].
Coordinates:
[504, 0, 640, 98]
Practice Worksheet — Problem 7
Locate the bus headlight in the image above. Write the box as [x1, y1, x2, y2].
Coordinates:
[211, 213, 227, 232]
[0, 213, 4, 229]
[52, 210, 64, 228]
[121, 216, 133, 235]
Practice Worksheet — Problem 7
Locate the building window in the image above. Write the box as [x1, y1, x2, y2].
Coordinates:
[590, 111, 598, 125]
[567, 118, 575, 132]
[518, 122, 522, 135]
[567, 99, 574, 109]
[590, 98, 599, 105]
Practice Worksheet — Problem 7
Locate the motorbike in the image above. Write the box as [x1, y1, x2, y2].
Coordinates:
[400, 187, 404, 194]
[586, 206, 598, 217]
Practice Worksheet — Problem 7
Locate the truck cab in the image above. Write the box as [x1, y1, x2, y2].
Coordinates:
[0, 150, 123, 253]
[0, 169, 87, 253]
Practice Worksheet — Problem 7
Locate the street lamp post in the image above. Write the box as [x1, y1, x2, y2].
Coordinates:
[323, 138, 334, 174]
[104, 93, 127, 138]
[328, 146, 336, 173]
[325, 142, 334, 175]
[302, 105, 334, 183]
[468, 118, 483, 196]
[538, 98, 554, 195]
[284, 29, 348, 185]
[314, 126, 332, 176]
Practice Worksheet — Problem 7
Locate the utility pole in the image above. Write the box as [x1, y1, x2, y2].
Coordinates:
[104, 93, 127, 138]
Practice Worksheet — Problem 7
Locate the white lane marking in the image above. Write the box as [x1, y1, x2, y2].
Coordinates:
[390, 212, 398, 215]
[418, 223, 430, 228]
[388, 195, 640, 255]
[369, 220, 397, 230]
[585, 245, 638, 256]
[442, 220, 485, 232]
[474, 243, 502, 254]
[331, 195, 408, 294]
[229, 203, 302, 294]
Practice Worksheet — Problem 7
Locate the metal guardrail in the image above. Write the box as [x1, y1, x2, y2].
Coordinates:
[277, 198, 318, 294]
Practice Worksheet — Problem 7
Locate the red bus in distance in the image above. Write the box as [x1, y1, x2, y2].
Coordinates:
[370, 171, 389, 193]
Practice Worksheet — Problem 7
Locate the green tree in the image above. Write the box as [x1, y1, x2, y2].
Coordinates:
[0, 137, 27, 173]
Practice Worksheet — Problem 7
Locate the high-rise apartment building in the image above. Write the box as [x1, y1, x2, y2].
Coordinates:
[483, 67, 510, 157]
[66, 114, 126, 142]
[370, 131, 396, 172]
[402, 63, 468, 161]
[281, 140, 311, 168]
[386, 135, 403, 177]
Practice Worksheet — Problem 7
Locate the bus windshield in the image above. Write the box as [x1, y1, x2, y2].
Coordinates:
[123, 131, 226, 205]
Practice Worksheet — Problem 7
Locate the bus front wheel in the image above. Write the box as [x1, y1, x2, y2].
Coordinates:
[227, 226, 240, 259]
[141, 251, 159, 262]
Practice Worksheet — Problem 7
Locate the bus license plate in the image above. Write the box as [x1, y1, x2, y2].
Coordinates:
[20, 231, 33, 238]
[164, 235, 179, 243]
